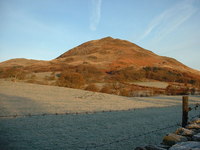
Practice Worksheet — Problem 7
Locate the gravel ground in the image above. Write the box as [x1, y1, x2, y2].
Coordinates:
[0, 80, 200, 150]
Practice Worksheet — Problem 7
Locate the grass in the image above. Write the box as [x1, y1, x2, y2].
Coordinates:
[0, 80, 200, 149]
[133, 81, 169, 88]
[0, 106, 199, 150]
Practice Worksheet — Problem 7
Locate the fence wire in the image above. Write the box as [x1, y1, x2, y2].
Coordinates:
[1, 101, 200, 150]
[189, 103, 200, 111]
[82, 107, 200, 150]
[0, 109, 132, 118]
[82, 123, 180, 150]
[189, 103, 200, 119]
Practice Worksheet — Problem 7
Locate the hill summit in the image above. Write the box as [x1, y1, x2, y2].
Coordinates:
[55, 37, 193, 73]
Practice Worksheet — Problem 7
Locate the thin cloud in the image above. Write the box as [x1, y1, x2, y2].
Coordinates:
[90, 0, 102, 31]
[138, 0, 197, 42]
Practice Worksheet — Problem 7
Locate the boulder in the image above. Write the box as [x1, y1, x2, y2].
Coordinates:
[135, 147, 147, 150]
[192, 133, 200, 141]
[186, 123, 200, 129]
[163, 133, 188, 146]
[157, 144, 170, 149]
[190, 117, 200, 124]
[169, 141, 200, 150]
[145, 145, 167, 150]
[175, 127, 195, 137]
[195, 129, 200, 134]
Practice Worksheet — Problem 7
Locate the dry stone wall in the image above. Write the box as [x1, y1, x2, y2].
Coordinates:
[135, 117, 200, 150]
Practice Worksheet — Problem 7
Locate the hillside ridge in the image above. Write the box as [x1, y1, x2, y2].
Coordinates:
[0, 37, 200, 96]
[0, 36, 200, 78]
[53, 37, 199, 74]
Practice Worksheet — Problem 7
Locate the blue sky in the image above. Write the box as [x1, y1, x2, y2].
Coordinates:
[0, 0, 200, 70]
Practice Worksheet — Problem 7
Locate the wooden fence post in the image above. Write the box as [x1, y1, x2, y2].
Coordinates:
[182, 96, 189, 127]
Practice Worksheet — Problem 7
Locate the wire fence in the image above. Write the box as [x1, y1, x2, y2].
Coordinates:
[82, 123, 180, 150]
[83, 107, 200, 150]
[1, 103, 199, 119]
[189, 103, 200, 119]
[0, 108, 134, 118]
[1, 99, 200, 150]
[189, 103, 200, 111]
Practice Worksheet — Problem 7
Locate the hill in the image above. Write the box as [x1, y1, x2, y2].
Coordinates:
[55, 37, 196, 73]
[0, 37, 200, 96]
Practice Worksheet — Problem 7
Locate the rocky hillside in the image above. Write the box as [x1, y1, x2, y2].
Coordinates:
[0, 37, 200, 96]
[55, 37, 197, 74]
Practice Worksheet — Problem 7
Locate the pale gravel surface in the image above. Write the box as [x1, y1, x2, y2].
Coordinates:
[0, 80, 200, 150]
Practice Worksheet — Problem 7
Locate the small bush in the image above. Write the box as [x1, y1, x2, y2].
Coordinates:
[119, 88, 130, 97]
[85, 84, 99, 92]
[45, 74, 55, 81]
[56, 72, 85, 88]
[75, 65, 103, 82]
[100, 84, 113, 94]
[111, 82, 124, 91]
[108, 67, 145, 82]
[166, 85, 190, 95]
[1, 67, 27, 80]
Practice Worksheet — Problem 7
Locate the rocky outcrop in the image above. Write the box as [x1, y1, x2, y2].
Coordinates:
[135, 145, 167, 150]
[169, 141, 200, 150]
[192, 133, 200, 141]
[190, 117, 200, 124]
[175, 127, 195, 137]
[162, 133, 188, 146]
[135, 117, 200, 150]
[186, 123, 200, 130]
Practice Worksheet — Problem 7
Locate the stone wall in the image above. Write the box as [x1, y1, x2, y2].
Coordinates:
[135, 117, 200, 150]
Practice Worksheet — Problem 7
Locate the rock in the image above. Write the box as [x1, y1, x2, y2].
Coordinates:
[195, 129, 200, 133]
[135, 147, 147, 150]
[163, 133, 188, 146]
[175, 127, 195, 137]
[145, 145, 167, 150]
[190, 117, 200, 124]
[169, 141, 200, 150]
[186, 123, 200, 129]
[157, 144, 171, 149]
[192, 133, 200, 141]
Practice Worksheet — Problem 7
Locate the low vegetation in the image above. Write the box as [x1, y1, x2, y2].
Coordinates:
[0, 65, 199, 96]
[100, 84, 113, 94]
[107, 67, 145, 82]
[74, 65, 103, 82]
[1, 37, 200, 96]
[166, 84, 198, 95]
[0, 66, 27, 81]
[56, 72, 85, 88]
[143, 67, 199, 85]
[85, 84, 99, 92]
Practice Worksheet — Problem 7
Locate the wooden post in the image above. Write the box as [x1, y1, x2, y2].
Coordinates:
[182, 96, 189, 127]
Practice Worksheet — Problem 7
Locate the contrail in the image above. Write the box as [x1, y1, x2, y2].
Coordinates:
[90, 0, 102, 31]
